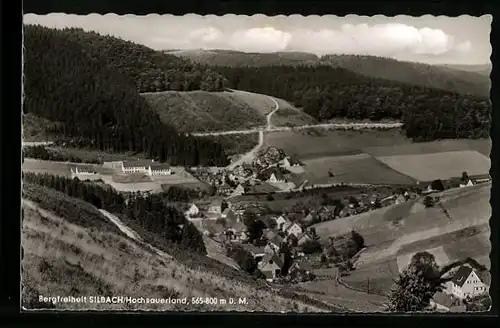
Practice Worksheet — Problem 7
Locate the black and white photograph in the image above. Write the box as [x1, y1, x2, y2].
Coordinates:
[21, 13, 492, 313]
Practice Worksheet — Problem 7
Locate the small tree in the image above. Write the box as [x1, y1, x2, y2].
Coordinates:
[301, 239, 322, 254]
[328, 169, 335, 178]
[351, 230, 365, 250]
[423, 196, 435, 208]
[461, 171, 469, 182]
[266, 193, 275, 201]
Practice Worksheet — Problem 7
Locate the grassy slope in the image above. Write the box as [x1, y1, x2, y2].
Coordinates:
[312, 183, 491, 295]
[22, 185, 336, 312]
[141, 90, 267, 133]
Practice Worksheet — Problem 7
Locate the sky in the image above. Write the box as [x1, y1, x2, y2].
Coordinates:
[23, 13, 492, 65]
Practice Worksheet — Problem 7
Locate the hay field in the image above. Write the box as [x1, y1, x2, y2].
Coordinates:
[263, 129, 411, 160]
[374, 150, 490, 182]
[302, 153, 416, 185]
[363, 138, 491, 157]
[22, 199, 331, 312]
[141, 90, 268, 133]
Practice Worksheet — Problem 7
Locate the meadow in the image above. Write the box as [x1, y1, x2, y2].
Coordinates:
[270, 98, 317, 127]
[301, 153, 416, 186]
[375, 150, 491, 182]
[263, 129, 411, 160]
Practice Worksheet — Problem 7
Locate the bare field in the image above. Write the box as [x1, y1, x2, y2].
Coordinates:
[302, 153, 416, 186]
[263, 129, 411, 160]
[141, 90, 267, 133]
[23, 159, 76, 178]
[342, 258, 399, 296]
[375, 150, 490, 182]
[363, 138, 491, 157]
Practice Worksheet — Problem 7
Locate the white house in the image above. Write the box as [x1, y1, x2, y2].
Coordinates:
[459, 179, 474, 188]
[70, 165, 99, 180]
[275, 215, 288, 230]
[286, 222, 303, 238]
[268, 172, 286, 183]
[447, 266, 490, 300]
[282, 157, 301, 169]
[185, 204, 200, 217]
[258, 253, 285, 282]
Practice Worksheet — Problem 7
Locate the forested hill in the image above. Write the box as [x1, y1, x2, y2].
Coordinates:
[24, 24, 228, 166]
[319, 55, 490, 98]
[167, 49, 319, 67]
[52, 26, 226, 93]
[217, 65, 491, 141]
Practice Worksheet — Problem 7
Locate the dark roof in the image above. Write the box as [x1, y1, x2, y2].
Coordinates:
[122, 160, 154, 168]
[269, 234, 284, 246]
[241, 244, 266, 255]
[451, 266, 473, 287]
[432, 292, 461, 308]
[71, 165, 96, 172]
[297, 231, 313, 240]
[261, 253, 284, 268]
[150, 163, 171, 170]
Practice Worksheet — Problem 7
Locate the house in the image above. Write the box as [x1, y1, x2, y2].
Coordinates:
[258, 253, 285, 282]
[290, 260, 313, 275]
[264, 244, 276, 255]
[207, 199, 223, 215]
[297, 231, 314, 245]
[217, 183, 233, 195]
[430, 292, 466, 312]
[268, 234, 284, 252]
[395, 194, 406, 205]
[447, 266, 490, 300]
[282, 220, 293, 232]
[275, 216, 288, 230]
[268, 172, 286, 183]
[459, 179, 474, 188]
[185, 203, 200, 217]
[282, 156, 301, 169]
[121, 160, 154, 174]
[70, 165, 98, 180]
[232, 184, 246, 197]
[241, 244, 267, 262]
[285, 222, 303, 238]
[263, 228, 280, 241]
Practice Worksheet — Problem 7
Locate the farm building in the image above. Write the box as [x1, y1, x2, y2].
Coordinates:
[459, 179, 474, 188]
[268, 172, 286, 183]
[258, 253, 285, 282]
[268, 234, 284, 252]
[70, 165, 99, 180]
[297, 231, 314, 245]
[241, 244, 267, 261]
[446, 266, 490, 300]
[275, 215, 288, 229]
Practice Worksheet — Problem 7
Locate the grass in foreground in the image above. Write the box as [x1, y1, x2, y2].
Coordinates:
[22, 187, 339, 312]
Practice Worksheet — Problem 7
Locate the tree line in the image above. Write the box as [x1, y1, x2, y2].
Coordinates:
[24, 25, 229, 166]
[23, 172, 206, 254]
[216, 65, 490, 141]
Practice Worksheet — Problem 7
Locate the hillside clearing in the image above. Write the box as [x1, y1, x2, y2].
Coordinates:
[141, 90, 269, 133]
[375, 150, 490, 182]
[269, 98, 317, 127]
[302, 153, 416, 186]
[264, 130, 411, 160]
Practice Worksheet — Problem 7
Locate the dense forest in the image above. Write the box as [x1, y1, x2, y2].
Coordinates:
[57, 28, 226, 93]
[319, 55, 490, 98]
[217, 66, 491, 141]
[23, 172, 206, 254]
[24, 25, 228, 166]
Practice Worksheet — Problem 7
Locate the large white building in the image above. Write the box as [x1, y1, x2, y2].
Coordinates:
[445, 265, 490, 300]
[121, 160, 172, 176]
